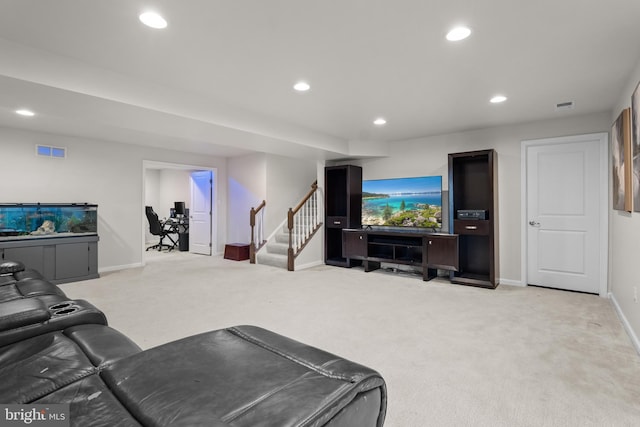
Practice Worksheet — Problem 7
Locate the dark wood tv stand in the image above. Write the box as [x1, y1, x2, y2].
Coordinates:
[342, 229, 459, 281]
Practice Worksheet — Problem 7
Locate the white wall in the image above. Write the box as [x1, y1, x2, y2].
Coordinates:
[227, 153, 267, 244]
[265, 154, 318, 234]
[144, 169, 160, 243]
[144, 169, 161, 209]
[337, 111, 611, 284]
[158, 169, 191, 219]
[609, 57, 640, 351]
[0, 127, 227, 270]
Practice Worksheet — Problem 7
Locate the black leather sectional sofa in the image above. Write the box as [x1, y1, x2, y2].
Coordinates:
[0, 260, 387, 426]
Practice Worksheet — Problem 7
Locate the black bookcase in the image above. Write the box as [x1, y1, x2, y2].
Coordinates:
[448, 149, 499, 288]
[325, 165, 362, 266]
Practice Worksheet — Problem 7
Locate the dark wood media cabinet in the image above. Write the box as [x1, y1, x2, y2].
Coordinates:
[342, 229, 459, 281]
[448, 149, 499, 288]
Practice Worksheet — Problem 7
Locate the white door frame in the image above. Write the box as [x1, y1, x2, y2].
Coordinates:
[520, 132, 609, 296]
[142, 160, 217, 265]
[189, 170, 213, 256]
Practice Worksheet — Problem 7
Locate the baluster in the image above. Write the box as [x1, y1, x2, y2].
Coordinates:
[295, 211, 298, 251]
[298, 204, 301, 245]
[304, 201, 308, 239]
[298, 209, 302, 249]
[313, 192, 318, 227]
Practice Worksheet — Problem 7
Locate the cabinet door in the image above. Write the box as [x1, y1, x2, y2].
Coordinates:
[3, 246, 45, 275]
[343, 231, 367, 259]
[326, 216, 348, 228]
[426, 235, 458, 271]
[453, 220, 490, 236]
[55, 243, 89, 280]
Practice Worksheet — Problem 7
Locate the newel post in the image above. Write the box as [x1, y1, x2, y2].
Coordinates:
[287, 208, 294, 271]
[249, 206, 256, 264]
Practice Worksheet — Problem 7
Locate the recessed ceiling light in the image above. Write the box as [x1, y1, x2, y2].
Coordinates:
[446, 26, 471, 41]
[139, 12, 167, 29]
[490, 95, 507, 103]
[293, 82, 310, 92]
[373, 118, 387, 125]
[15, 109, 35, 117]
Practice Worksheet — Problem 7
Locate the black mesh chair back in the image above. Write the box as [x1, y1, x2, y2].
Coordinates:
[145, 206, 164, 236]
[145, 206, 176, 251]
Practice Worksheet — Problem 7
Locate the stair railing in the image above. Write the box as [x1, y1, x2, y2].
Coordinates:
[249, 200, 266, 264]
[287, 180, 322, 271]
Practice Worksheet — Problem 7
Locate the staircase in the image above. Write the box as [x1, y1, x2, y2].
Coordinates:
[251, 180, 321, 271]
[255, 224, 289, 269]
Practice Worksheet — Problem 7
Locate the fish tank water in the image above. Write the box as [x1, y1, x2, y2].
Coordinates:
[0, 203, 97, 239]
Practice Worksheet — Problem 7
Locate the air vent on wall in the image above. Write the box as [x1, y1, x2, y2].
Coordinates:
[555, 101, 575, 111]
[36, 144, 66, 158]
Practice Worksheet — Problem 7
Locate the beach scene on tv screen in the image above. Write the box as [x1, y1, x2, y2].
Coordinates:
[362, 176, 442, 228]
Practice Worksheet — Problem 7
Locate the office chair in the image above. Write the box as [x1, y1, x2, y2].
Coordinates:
[145, 206, 177, 251]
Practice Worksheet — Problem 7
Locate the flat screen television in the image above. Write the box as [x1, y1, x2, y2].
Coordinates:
[362, 175, 442, 229]
[174, 201, 186, 216]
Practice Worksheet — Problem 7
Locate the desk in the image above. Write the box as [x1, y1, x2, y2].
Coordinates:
[163, 218, 189, 251]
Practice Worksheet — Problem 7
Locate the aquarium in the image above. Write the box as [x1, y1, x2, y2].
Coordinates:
[362, 176, 442, 229]
[0, 203, 97, 239]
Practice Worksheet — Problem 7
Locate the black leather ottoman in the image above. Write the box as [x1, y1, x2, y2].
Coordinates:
[103, 325, 387, 426]
[1, 324, 387, 426]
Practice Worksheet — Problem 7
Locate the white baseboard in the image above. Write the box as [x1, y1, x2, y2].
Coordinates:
[499, 278, 524, 287]
[99, 262, 143, 274]
[609, 292, 640, 356]
[295, 260, 324, 271]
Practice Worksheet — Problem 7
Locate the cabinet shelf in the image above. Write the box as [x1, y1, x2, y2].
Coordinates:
[368, 235, 422, 246]
[325, 166, 362, 267]
[343, 229, 458, 281]
[448, 150, 499, 288]
[450, 273, 494, 288]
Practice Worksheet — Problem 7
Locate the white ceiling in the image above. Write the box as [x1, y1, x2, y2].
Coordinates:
[1, 0, 639, 159]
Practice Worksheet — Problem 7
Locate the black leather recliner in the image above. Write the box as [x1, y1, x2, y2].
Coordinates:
[0, 260, 387, 426]
[0, 260, 64, 304]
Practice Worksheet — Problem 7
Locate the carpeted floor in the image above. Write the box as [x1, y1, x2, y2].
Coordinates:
[60, 251, 640, 426]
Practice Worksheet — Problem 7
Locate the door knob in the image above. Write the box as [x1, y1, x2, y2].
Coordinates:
[529, 220, 540, 227]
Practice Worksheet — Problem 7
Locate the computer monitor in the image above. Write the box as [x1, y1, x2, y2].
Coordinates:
[174, 202, 186, 216]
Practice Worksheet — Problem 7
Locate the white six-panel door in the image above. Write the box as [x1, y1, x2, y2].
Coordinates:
[189, 170, 213, 255]
[523, 133, 608, 295]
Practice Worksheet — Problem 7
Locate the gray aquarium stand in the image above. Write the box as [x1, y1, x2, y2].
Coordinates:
[0, 234, 99, 284]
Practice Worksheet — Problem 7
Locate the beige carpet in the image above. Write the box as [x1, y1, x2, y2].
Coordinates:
[60, 251, 640, 426]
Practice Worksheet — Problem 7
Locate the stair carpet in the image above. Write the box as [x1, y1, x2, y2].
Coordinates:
[256, 218, 318, 269]
[256, 230, 289, 269]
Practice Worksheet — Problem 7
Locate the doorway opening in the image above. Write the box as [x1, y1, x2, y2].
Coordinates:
[142, 161, 216, 264]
